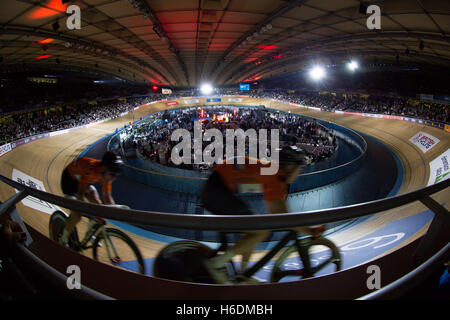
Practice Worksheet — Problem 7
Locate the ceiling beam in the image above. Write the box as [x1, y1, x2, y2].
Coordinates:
[210, 0, 309, 83]
[0, 24, 169, 84]
[217, 31, 450, 84]
[227, 49, 450, 84]
[123, 0, 189, 85]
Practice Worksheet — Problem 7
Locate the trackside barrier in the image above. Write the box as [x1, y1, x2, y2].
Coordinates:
[0, 175, 448, 299]
[10, 242, 115, 300]
[0, 196, 114, 300]
[358, 242, 450, 300]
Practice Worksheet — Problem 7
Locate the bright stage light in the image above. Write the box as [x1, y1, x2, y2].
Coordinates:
[309, 66, 325, 81]
[347, 60, 359, 71]
[200, 83, 213, 95]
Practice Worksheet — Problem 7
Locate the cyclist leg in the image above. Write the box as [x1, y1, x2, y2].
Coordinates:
[60, 169, 81, 245]
[62, 207, 81, 244]
[201, 172, 256, 283]
[74, 185, 102, 230]
[231, 230, 270, 272]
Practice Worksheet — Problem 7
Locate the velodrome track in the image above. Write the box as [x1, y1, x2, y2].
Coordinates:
[0, 96, 448, 278]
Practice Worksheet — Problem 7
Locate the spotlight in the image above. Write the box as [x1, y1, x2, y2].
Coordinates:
[52, 20, 60, 32]
[347, 60, 359, 71]
[309, 66, 325, 81]
[200, 83, 213, 95]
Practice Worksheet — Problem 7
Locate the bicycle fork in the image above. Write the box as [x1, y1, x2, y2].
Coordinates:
[98, 227, 122, 265]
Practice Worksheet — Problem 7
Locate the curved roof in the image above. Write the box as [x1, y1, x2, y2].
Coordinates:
[1, 0, 449, 86]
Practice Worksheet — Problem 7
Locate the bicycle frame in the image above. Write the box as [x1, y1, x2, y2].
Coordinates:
[77, 220, 103, 249]
[77, 219, 120, 263]
[238, 230, 299, 279]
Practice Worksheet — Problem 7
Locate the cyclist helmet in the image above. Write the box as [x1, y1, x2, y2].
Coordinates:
[279, 146, 310, 166]
[101, 151, 124, 174]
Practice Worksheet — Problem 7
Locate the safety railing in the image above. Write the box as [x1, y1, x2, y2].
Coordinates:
[0, 174, 449, 299]
[7, 242, 115, 300]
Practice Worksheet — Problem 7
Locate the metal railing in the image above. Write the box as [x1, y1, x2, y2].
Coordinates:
[0, 174, 449, 299]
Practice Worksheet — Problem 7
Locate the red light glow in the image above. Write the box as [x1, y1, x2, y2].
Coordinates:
[243, 76, 262, 82]
[29, 0, 68, 20]
[38, 38, 54, 44]
[258, 44, 277, 50]
[34, 54, 52, 60]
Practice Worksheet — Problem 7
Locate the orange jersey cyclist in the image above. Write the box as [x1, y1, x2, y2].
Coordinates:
[201, 146, 325, 283]
[59, 151, 123, 246]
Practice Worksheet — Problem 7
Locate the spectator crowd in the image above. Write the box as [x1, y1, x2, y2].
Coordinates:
[251, 90, 449, 124]
[1, 87, 448, 149]
[0, 95, 157, 144]
[126, 106, 337, 171]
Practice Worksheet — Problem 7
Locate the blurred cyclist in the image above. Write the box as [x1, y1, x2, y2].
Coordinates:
[201, 146, 325, 283]
[59, 151, 123, 246]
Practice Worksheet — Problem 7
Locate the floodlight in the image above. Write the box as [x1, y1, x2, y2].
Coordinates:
[200, 83, 213, 95]
[309, 66, 325, 81]
[347, 60, 359, 71]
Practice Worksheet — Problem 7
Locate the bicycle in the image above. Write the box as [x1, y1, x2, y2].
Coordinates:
[153, 229, 341, 284]
[49, 209, 145, 275]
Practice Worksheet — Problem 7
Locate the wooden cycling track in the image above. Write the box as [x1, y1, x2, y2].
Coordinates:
[0, 97, 448, 270]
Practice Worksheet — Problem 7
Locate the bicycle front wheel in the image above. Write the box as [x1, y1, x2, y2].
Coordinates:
[49, 210, 79, 250]
[92, 228, 145, 275]
[270, 237, 341, 283]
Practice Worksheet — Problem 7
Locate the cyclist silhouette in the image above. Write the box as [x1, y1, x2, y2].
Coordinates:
[201, 146, 326, 283]
[59, 151, 123, 246]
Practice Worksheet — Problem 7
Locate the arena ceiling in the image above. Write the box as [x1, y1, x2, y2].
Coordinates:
[1, 0, 450, 87]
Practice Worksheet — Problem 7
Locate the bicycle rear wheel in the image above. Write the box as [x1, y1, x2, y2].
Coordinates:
[270, 237, 341, 282]
[49, 210, 80, 250]
[92, 228, 145, 275]
[154, 241, 221, 283]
